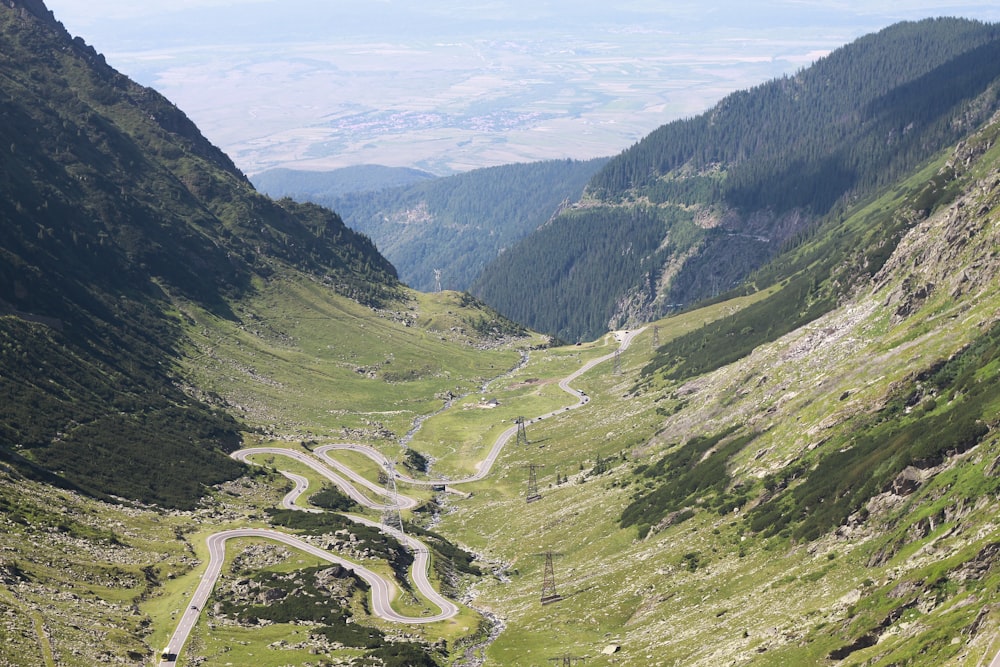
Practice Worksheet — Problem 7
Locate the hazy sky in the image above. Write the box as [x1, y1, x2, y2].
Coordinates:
[42, 1, 1000, 175]
[44, 1, 1000, 39]
[43, 1, 1000, 31]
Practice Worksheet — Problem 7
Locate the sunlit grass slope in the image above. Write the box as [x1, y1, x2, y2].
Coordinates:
[179, 277, 545, 443]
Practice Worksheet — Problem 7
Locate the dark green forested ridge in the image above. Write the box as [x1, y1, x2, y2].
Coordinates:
[306, 158, 608, 292]
[637, 110, 995, 384]
[252, 164, 437, 200]
[0, 0, 400, 508]
[473, 18, 1000, 342]
[471, 205, 674, 342]
[590, 18, 1000, 208]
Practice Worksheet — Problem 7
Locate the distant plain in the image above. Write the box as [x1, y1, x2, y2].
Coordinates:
[45, 1, 1000, 175]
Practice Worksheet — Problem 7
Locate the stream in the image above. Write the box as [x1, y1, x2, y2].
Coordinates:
[399, 349, 530, 450]
[453, 562, 511, 667]
[397, 350, 528, 663]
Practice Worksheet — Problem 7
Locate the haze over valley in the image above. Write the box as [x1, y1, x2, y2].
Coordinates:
[43, 0, 1000, 175]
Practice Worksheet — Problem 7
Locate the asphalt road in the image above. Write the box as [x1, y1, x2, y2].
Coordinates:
[232, 446, 417, 510]
[315, 327, 644, 487]
[277, 471, 322, 513]
[158, 527, 457, 665]
[161, 329, 641, 665]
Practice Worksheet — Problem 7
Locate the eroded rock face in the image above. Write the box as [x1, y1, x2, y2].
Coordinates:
[952, 542, 1000, 582]
[874, 129, 1000, 326]
[890, 466, 924, 496]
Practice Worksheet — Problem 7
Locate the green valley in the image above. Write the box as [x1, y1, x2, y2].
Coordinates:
[4, 1, 1000, 666]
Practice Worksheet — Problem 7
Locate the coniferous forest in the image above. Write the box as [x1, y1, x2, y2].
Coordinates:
[471, 18, 1000, 342]
[280, 158, 608, 293]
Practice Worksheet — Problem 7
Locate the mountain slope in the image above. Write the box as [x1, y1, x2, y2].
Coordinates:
[251, 165, 437, 200]
[0, 0, 398, 508]
[284, 158, 608, 292]
[471, 18, 1000, 341]
[6, 3, 1000, 666]
[441, 110, 1000, 667]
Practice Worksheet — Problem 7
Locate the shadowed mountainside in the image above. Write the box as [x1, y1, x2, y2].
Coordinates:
[0, 0, 399, 508]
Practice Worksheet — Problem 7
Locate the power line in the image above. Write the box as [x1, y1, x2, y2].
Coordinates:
[523, 463, 543, 503]
[515, 416, 529, 446]
[380, 459, 405, 542]
[541, 551, 563, 605]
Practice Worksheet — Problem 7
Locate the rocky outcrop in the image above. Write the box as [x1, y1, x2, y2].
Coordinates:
[874, 116, 1000, 325]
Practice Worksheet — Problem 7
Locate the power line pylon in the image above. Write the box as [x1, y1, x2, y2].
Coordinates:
[523, 463, 543, 503]
[612, 348, 622, 375]
[434, 268, 442, 292]
[548, 656, 587, 666]
[652, 325, 660, 348]
[515, 416, 529, 446]
[541, 551, 563, 604]
[380, 459, 405, 541]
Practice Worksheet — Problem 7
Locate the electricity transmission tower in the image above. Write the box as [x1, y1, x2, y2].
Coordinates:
[548, 656, 587, 666]
[652, 325, 660, 348]
[523, 463, 543, 503]
[434, 268, 442, 292]
[612, 348, 622, 375]
[380, 459, 405, 540]
[540, 551, 563, 604]
[515, 416, 529, 446]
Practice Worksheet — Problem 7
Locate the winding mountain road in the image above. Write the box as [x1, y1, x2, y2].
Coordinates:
[232, 446, 418, 510]
[160, 329, 641, 665]
[316, 327, 642, 489]
[277, 471, 322, 513]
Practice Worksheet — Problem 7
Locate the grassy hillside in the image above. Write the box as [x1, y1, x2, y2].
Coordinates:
[0, 274, 546, 665]
[179, 276, 541, 442]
